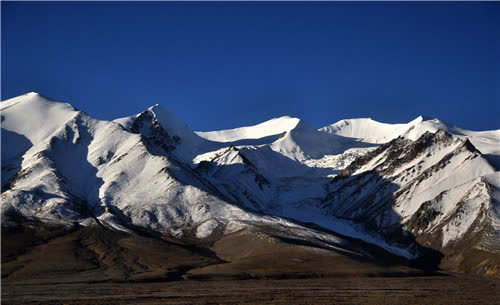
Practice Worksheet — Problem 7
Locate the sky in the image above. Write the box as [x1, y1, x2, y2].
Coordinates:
[2, 2, 499, 131]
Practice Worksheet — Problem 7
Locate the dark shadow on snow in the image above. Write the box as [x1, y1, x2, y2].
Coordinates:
[1, 128, 32, 191]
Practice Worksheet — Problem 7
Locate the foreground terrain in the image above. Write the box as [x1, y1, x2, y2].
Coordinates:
[2, 219, 498, 304]
[2, 276, 498, 305]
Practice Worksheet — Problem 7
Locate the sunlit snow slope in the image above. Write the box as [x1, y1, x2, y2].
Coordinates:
[196, 116, 300, 144]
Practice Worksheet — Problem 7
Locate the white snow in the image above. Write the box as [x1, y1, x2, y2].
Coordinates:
[196, 219, 220, 238]
[1, 92, 78, 164]
[319, 116, 426, 144]
[196, 116, 300, 143]
[320, 115, 500, 168]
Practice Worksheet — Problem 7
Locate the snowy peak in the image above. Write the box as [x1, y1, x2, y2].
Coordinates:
[114, 104, 216, 162]
[270, 119, 370, 162]
[412, 115, 435, 123]
[286, 118, 318, 134]
[115, 104, 199, 142]
[0, 91, 39, 110]
[147, 104, 199, 141]
[270, 119, 328, 161]
[1, 93, 78, 165]
[319, 117, 412, 144]
[196, 116, 300, 144]
[319, 115, 499, 167]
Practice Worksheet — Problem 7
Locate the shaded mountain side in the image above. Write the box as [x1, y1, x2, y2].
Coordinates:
[1, 214, 221, 284]
[185, 229, 426, 280]
[405, 174, 500, 277]
[194, 146, 274, 212]
[321, 130, 499, 277]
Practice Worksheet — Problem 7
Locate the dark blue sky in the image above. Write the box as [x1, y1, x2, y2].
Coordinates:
[2, 2, 499, 131]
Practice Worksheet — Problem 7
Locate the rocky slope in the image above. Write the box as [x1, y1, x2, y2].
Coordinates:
[321, 130, 499, 275]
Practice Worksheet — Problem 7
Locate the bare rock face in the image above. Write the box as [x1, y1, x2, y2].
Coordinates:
[130, 110, 182, 154]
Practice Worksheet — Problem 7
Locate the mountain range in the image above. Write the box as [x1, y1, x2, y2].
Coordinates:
[2, 92, 499, 282]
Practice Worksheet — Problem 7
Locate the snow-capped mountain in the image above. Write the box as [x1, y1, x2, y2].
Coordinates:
[1, 93, 314, 238]
[320, 116, 500, 168]
[1, 92, 78, 166]
[1, 93, 381, 261]
[2, 92, 499, 277]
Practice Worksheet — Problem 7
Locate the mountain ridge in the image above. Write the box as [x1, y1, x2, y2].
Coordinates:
[2, 92, 499, 279]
